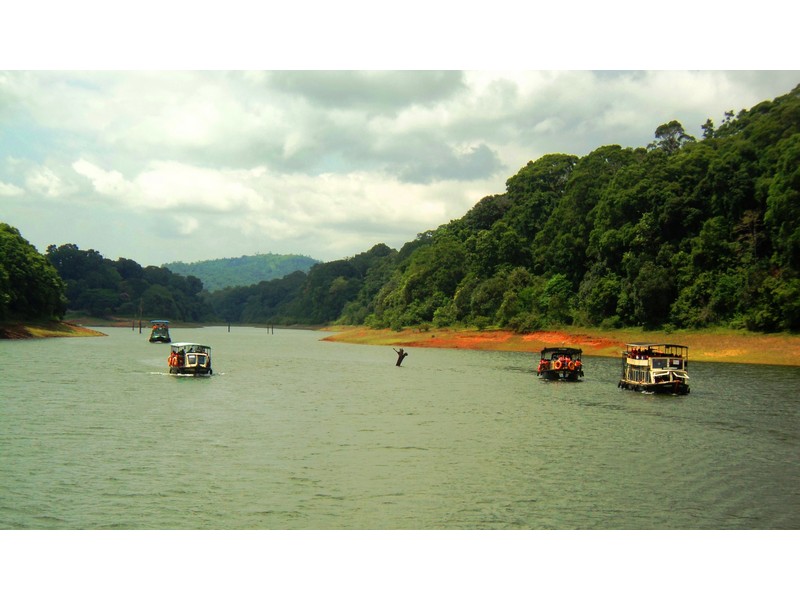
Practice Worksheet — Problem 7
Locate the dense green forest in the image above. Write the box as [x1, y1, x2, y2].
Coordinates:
[0, 224, 66, 321]
[163, 253, 318, 292]
[4, 84, 799, 333]
[44, 243, 213, 321]
[204, 243, 396, 325]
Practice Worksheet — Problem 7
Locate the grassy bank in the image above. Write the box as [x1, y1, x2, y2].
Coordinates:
[321, 325, 800, 367]
[0, 320, 106, 339]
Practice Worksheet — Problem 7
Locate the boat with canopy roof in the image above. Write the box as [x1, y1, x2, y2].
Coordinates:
[167, 342, 212, 376]
[148, 320, 171, 343]
[618, 343, 689, 394]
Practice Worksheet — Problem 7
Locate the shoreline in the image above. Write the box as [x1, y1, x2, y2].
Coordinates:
[4, 320, 799, 367]
[0, 321, 106, 339]
[320, 326, 800, 367]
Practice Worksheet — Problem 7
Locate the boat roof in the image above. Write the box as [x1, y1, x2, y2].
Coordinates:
[151, 319, 170, 324]
[541, 347, 582, 353]
[625, 342, 688, 349]
[170, 342, 210, 349]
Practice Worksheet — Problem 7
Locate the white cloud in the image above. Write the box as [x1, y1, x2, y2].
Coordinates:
[0, 180, 24, 196]
[72, 159, 134, 197]
[134, 162, 267, 212]
[71, 158, 270, 214]
[24, 166, 76, 198]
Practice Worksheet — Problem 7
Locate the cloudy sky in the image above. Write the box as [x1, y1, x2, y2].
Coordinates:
[2, 7, 798, 268]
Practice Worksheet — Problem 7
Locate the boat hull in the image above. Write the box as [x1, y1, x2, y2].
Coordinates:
[169, 366, 212, 376]
[538, 368, 583, 381]
[618, 379, 689, 394]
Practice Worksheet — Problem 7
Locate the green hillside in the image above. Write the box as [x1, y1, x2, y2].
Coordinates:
[163, 253, 319, 292]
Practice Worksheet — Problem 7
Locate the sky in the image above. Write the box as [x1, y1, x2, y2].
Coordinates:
[1, 5, 799, 271]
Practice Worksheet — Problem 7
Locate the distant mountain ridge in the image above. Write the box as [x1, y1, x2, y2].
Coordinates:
[163, 253, 319, 292]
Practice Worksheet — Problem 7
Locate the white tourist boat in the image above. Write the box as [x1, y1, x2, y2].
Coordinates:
[618, 343, 689, 394]
[167, 342, 212, 376]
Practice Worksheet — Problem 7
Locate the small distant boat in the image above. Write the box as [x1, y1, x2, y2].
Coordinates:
[149, 320, 171, 343]
[168, 342, 212, 376]
[618, 343, 689, 394]
[537, 347, 584, 381]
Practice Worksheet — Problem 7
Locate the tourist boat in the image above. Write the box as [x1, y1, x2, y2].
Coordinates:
[168, 342, 213, 376]
[149, 320, 171, 343]
[537, 347, 584, 380]
[618, 343, 689, 394]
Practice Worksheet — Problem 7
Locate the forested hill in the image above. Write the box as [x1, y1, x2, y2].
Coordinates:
[163, 253, 319, 292]
[2, 232, 316, 324]
[208, 83, 800, 333]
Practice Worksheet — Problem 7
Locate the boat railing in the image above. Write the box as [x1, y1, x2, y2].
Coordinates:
[625, 356, 650, 365]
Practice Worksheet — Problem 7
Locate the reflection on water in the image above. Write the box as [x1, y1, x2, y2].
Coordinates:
[1, 327, 798, 529]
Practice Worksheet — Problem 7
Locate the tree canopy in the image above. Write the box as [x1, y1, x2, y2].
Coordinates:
[45, 243, 213, 321]
[0, 224, 66, 321]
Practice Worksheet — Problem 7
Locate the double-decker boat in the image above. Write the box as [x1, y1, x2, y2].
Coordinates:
[618, 343, 689, 394]
[537, 347, 584, 381]
[148, 319, 171, 343]
[168, 342, 213, 376]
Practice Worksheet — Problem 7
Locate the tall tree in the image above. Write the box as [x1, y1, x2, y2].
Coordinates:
[649, 120, 696, 154]
[1, 224, 66, 320]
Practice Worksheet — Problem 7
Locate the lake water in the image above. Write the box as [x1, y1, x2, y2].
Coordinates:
[1, 326, 798, 529]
